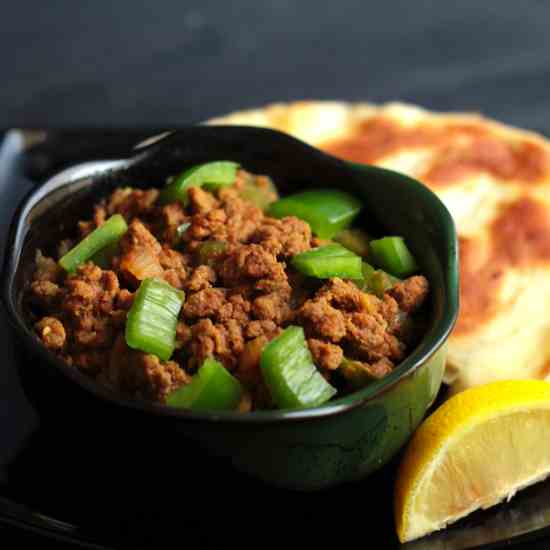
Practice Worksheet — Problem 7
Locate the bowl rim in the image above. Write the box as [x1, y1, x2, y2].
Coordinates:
[2, 151, 459, 425]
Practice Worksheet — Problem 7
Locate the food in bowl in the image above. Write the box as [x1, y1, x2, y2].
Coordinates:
[26, 161, 430, 412]
[211, 101, 550, 396]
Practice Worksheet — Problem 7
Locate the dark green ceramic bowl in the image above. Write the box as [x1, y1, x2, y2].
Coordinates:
[2, 126, 458, 491]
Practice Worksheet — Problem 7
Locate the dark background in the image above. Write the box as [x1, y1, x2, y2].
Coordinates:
[2, 0, 550, 132]
[2, 1, 550, 548]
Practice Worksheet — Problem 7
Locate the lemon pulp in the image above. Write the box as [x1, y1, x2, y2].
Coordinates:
[395, 380, 550, 542]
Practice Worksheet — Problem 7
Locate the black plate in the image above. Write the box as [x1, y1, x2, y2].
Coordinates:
[1, 130, 550, 550]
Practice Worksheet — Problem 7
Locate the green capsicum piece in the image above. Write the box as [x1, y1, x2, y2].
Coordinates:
[166, 358, 243, 411]
[125, 277, 185, 361]
[160, 161, 239, 205]
[333, 228, 370, 257]
[369, 236, 418, 278]
[266, 189, 361, 239]
[291, 244, 363, 279]
[58, 214, 128, 273]
[260, 326, 336, 409]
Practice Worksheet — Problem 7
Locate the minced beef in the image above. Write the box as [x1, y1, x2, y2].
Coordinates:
[35, 317, 66, 350]
[27, 169, 429, 410]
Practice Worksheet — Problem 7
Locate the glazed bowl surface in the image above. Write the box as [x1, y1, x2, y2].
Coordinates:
[2, 126, 458, 490]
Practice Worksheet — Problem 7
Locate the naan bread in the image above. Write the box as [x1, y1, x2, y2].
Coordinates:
[209, 101, 550, 393]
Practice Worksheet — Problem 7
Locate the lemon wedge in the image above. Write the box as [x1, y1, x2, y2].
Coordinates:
[394, 380, 550, 543]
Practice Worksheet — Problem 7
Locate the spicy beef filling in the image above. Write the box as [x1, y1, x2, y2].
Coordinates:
[27, 169, 429, 411]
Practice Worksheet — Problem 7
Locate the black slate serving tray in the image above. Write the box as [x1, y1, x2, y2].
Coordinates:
[2, 130, 550, 550]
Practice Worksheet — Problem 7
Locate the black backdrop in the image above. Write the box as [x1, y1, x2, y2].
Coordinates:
[2, 1, 550, 549]
[2, 0, 550, 132]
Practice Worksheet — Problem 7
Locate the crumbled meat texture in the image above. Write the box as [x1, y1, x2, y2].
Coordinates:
[298, 298, 347, 342]
[175, 321, 192, 348]
[252, 292, 291, 324]
[30, 280, 61, 309]
[252, 216, 312, 258]
[25, 171, 430, 410]
[160, 202, 189, 245]
[308, 339, 343, 371]
[315, 277, 371, 311]
[35, 317, 66, 349]
[159, 247, 188, 289]
[388, 276, 429, 313]
[379, 294, 401, 333]
[31, 262, 130, 366]
[219, 244, 283, 286]
[369, 357, 394, 378]
[184, 265, 216, 292]
[186, 209, 227, 243]
[59, 263, 124, 351]
[244, 319, 280, 340]
[183, 288, 228, 320]
[188, 186, 219, 214]
[103, 335, 190, 401]
[188, 318, 245, 371]
[34, 250, 61, 283]
[215, 194, 263, 243]
[226, 294, 252, 323]
[298, 278, 419, 365]
[346, 312, 405, 362]
[116, 289, 134, 310]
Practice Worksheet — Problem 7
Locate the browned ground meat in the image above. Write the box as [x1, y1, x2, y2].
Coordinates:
[298, 278, 406, 365]
[33, 250, 61, 282]
[27, 169, 429, 409]
[307, 339, 343, 370]
[101, 334, 190, 401]
[34, 316, 66, 349]
[388, 275, 429, 313]
[252, 216, 312, 258]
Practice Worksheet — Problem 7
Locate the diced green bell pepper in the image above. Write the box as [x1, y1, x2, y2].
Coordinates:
[291, 244, 363, 279]
[59, 214, 128, 273]
[166, 358, 242, 411]
[333, 228, 370, 257]
[260, 326, 337, 409]
[160, 161, 239, 205]
[125, 278, 185, 361]
[369, 236, 418, 278]
[266, 189, 361, 239]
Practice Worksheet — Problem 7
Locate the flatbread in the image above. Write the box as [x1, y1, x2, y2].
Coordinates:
[209, 101, 550, 393]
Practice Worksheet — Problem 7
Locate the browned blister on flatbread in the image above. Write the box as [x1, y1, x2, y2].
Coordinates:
[210, 101, 550, 392]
